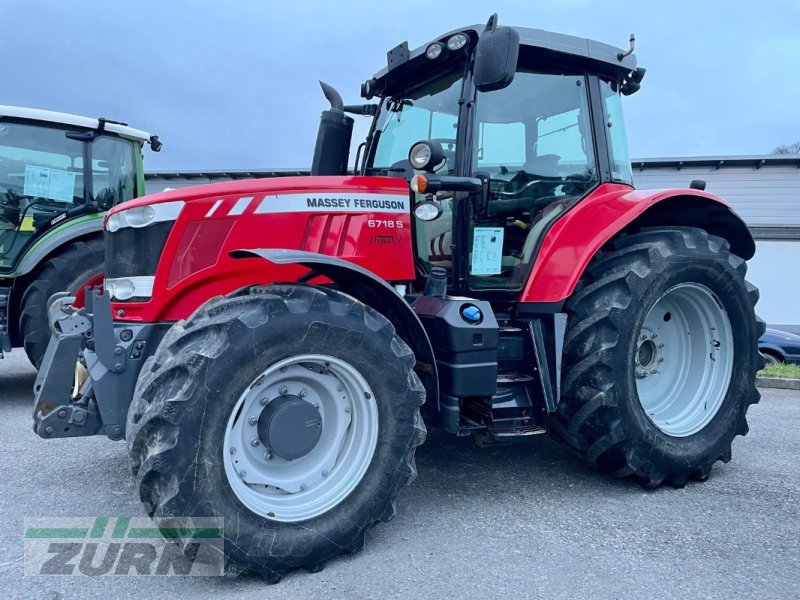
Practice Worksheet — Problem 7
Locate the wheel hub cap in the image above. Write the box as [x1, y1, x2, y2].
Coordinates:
[257, 395, 322, 459]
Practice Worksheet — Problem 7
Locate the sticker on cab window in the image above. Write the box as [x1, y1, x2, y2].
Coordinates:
[471, 227, 504, 275]
[23, 166, 76, 202]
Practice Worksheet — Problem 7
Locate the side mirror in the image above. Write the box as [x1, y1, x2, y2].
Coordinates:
[473, 15, 519, 92]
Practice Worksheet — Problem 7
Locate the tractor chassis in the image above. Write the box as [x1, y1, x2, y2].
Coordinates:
[31, 283, 567, 444]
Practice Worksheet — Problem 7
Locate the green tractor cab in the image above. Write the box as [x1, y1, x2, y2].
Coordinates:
[0, 105, 160, 366]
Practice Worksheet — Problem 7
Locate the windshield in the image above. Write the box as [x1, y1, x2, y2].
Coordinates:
[368, 70, 463, 174]
[0, 122, 137, 268]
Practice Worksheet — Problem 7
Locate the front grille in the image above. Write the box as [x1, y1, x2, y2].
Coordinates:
[105, 221, 173, 280]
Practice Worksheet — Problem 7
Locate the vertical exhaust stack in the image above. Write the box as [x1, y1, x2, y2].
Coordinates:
[311, 82, 354, 176]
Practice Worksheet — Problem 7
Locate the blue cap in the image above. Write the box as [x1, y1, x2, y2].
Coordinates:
[461, 305, 482, 323]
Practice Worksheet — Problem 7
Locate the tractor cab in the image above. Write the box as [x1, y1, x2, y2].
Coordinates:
[315, 18, 645, 297]
[0, 106, 159, 274]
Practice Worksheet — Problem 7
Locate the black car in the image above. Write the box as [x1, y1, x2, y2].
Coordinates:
[759, 328, 800, 365]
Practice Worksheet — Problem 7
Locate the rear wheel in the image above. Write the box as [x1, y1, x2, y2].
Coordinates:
[126, 285, 426, 580]
[19, 238, 104, 368]
[551, 227, 764, 487]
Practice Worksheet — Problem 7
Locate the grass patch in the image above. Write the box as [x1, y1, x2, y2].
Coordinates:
[758, 362, 800, 379]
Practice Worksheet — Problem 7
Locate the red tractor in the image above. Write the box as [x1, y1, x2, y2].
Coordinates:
[33, 16, 763, 580]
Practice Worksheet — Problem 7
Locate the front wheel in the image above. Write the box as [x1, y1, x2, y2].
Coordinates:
[551, 227, 764, 487]
[126, 285, 425, 580]
[19, 238, 104, 368]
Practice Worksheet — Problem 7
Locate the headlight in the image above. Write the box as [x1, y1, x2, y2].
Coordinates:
[105, 276, 155, 300]
[409, 143, 432, 170]
[414, 200, 442, 221]
[106, 212, 121, 233]
[105, 278, 135, 300]
[425, 42, 443, 60]
[447, 33, 468, 51]
[408, 140, 445, 172]
[105, 200, 184, 232]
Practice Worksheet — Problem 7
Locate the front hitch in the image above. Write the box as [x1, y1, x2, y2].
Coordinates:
[32, 288, 170, 441]
[32, 294, 103, 438]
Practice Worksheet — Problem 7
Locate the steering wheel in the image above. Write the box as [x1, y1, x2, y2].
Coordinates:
[498, 171, 544, 198]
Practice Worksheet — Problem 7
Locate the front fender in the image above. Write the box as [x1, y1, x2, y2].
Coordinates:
[521, 184, 755, 303]
[230, 249, 439, 410]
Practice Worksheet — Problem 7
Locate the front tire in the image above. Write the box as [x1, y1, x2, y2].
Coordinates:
[19, 238, 104, 368]
[126, 285, 425, 580]
[551, 227, 764, 487]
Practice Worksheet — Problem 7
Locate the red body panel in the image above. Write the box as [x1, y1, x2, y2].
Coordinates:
[112, 176, 414, 322]
[520, 183, 733, 303]
[109, 176, 738, 321]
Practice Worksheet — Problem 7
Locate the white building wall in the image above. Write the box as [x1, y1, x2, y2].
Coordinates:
[633, 163, 800, 228]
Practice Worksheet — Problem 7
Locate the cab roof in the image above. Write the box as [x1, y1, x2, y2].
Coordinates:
[0, 105, 152, 143]
[369, 24, 638, 97]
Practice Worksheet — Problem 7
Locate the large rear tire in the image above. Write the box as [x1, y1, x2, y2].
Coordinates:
[19, 238, 104, 368]
[126, 285, 426, 580]
[551, 227, 764, 487]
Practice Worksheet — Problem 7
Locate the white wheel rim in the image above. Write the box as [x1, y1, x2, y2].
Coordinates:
[223, 354, 379, 522]
[635, 283, 734, 437]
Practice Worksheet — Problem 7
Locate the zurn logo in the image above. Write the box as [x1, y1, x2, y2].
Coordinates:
[24, 517, 224, 576]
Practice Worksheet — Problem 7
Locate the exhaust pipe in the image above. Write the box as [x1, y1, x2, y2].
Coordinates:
[311, 81, 354, 176]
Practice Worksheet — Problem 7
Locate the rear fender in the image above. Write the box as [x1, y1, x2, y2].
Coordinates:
[521, 185, 755, 303]
[230, 249, 439, 410]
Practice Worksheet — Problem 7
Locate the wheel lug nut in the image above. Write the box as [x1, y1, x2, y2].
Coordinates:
[312, 402, 319, 409]
[298, 389, 307, 398]
[230, 447, 237, 455]
[250, 437, 260, 447]
[259, 396, 268, 406]
[248, 416, 258, 425]
[279, 385, 289, 395]
[658, 357, 664, 363]
[651, 333, 658, 339]
[640, 333, 648, 340]
[336, 385, 343, 392]
[280, 367, 287, 373]
[658, 343, 664, 348]
[300, 483, 308, 491]
[650, 368, 658, 374]
[239, 470, 247, 479]
[264, 451, 273, 460]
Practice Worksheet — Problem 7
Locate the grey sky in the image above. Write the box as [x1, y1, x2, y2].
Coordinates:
[2, 0, 798, 171]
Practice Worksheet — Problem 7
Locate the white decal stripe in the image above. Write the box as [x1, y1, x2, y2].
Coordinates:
[228, 196, 254, 216]
[205, 199, 223, 217]
[254, 193, 410, 215]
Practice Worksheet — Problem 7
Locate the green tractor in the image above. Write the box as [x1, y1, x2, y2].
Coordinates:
[0, 105, 160, 367]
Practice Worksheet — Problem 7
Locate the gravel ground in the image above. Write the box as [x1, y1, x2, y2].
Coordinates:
[0, 349, 798, 599]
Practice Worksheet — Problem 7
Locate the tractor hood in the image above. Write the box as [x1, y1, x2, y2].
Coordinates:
[107, 175, 408, 214]
[103, 175, 415, 323]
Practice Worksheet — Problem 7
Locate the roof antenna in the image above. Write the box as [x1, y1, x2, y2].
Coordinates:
[484, 13, 498, 31]
[617, 34, 635, 61]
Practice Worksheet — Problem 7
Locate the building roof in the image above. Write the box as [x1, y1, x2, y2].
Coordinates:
[633, 155, 800, 170]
